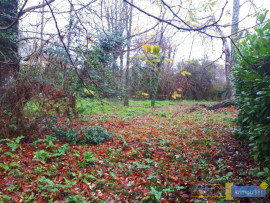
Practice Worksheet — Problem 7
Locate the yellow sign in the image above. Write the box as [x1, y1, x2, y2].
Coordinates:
[225, 183, 234, 200]
[260, 182, 269, 190]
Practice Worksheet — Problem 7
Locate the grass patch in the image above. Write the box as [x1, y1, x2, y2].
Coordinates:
[25, 97, 215, 119]
[77, 98, 175, 117]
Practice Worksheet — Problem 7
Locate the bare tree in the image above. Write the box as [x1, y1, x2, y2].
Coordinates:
[123, 0, 133, 106]
[122, 0, 263, 100]
[231, 0, 240, 64]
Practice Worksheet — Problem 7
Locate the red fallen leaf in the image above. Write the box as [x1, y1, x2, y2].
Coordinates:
[142, 189, 150, 197]
[156, 175, 162, 180]
[113, 185, 122, 190]
[181, 194, 189, 199]
[56, 107, 60, 116]
[40, 161, 46, 165]
[118, 121, 126, 126]
[98, 192, 109, 200]
[161, 198, 169, 203]
[146, 170, 151, 176]
[11, 195, 20, 202]
[32, 187, 38, 192]
[170, 176, 178, 182]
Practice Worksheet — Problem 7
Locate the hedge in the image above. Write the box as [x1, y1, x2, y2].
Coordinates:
[233, 22, 270, 168]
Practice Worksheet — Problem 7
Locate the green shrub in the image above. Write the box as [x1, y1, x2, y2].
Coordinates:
[233, 22, 270, 168]
[52, 126, 113, 145]
[33, 150, 52, 162]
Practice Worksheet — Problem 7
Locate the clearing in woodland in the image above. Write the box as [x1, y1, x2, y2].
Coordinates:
[0, 100, 268, 202]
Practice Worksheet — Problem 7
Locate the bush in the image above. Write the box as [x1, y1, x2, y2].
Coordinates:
[176, 60, 225, 101]
[52, 125, 113, 145]
[81, 126, 113, 145]
[130, 59, 226, 101]
[233, 22, 270, 168]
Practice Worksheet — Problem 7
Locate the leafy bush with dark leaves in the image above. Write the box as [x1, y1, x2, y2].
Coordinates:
[233, 22, 270, 168]
[52, 126, 113, 145]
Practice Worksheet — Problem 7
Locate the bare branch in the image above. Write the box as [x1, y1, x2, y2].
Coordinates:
[45, 0, 105, 97]
[0, 0, 56, 31]
[21, 0, 56, 16]
[123, 0, 228, 33]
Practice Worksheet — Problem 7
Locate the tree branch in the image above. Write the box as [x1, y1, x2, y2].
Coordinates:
[45, 0, 105, 99]
[21, 0, 56, 16]
[0, 0, 55, 31]
[123, 0, 228, 33]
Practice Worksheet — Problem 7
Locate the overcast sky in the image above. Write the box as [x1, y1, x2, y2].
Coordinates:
[20, 0, 270, 65]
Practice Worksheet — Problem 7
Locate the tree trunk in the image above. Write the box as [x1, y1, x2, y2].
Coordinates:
[231, 0, 240, 63]
[119, 49, 124, 82]
[212, 16, 232, 99]
[123, 0, 133, 106]
[40, 0, 45, 62]
[67, 0, 73, 52]
[229, 0, 240, 99]
[224, 38, 232, 99]
[0, 0, 19, 93]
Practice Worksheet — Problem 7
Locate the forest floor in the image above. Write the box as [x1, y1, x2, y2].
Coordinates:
[0, 100, 269, 202]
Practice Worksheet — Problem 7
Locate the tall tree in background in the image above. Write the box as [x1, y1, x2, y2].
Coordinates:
[123, 0, 133, 106]
[104, 0, 127, 90]
[212, 15, 232, 100]
[228, 0, 240, 98]
[0, 0, 19, 91]
[40, 0, 45, 55]
[91, 0, 128, 97]
[67, 0, 74, 52]
[231, 0, 240, 62]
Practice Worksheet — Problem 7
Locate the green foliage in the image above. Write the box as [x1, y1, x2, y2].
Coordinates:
[149, 186, 162, 201]
[159, 112, 167, 117]
[0, 136, 24, 152]
[33, 150, 52, 162]
[141, 44, 170, 106]
[255, 167, 270, 194]
[83, 151, 97, 164]
[52, 125, 113, 145]
[36, 176, 75, 200]
[65, 195, 87, 202]
[76, 30, 126, 98]
[233, 22, 270, 168]
[0, 161, 21, 172]
[81, 126, 113, 145]
[56, 144, 69, 156]
[32, 135, 56, 148]
[78, 151, 97, 167]
[0, 109, 19, 135]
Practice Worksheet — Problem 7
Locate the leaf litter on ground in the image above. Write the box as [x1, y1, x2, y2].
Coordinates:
[0, 103, 268, 202]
